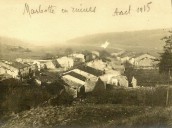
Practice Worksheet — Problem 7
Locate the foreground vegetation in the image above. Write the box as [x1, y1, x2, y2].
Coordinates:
[1, 77, 172, 128]
[1, 104, 172, 128]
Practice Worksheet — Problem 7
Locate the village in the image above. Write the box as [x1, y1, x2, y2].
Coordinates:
[0, 35, 172, 128]
[1, 0, 172, 126]
[0, 42, 158, 98]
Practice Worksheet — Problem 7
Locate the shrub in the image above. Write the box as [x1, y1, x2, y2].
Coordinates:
[0, 79, 68, 114]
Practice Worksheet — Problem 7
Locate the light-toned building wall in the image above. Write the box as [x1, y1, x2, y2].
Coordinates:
[57, 57, 74, 70]
[0, 67, 6, 74]
[134, 54, 156, 69]
[0, 61, 31, 78]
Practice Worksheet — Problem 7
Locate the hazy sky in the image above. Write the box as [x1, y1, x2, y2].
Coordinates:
[0, 0, 172, 44]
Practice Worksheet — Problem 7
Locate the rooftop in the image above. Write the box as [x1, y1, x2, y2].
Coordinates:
[62, 75, 85, 85]
[118, 52, 154, 59]
[72, 69, 96, 78]
[134, 53, 156, 59]
[78, 66, 104, 77]
[56, 57, 74, 67]
[0, 60, 30, 69]
[67, 71, 87, 81]
[86, 60, 107, 71]
[118, 51, 136, 58]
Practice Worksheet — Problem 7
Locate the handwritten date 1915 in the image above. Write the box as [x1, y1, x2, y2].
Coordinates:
[136, 2, 152, 13]
[113, 2, 152, 16]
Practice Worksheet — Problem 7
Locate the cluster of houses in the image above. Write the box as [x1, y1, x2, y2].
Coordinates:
[0, 49, 158, 98]
[62, 59, 128, 97]
[114, 51, 158, 69]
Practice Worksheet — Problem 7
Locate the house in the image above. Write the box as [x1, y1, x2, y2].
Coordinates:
[73, 58, 84, 66]
[63, 68, 98, 92]
[56, 57, 74, 70]
[33, 60, 42, 71]
[116, 75, 129, 87]
[117, 51, 136, 63]
[108, 59, 125, 73]
[69, 53, 85, 62]
[46, 59, 58, 69]
[0, 60, 32, 78]
[117, 52, 157, 69]
[86, 59, 122, 75]
[86, 59, 108, 71]
[16, 58, 37, 72]
[91, 51, 100, 59]
[62, 66, 107, 95]
[69, 53, 85, 66]
[83, 52, 93, 62]
[109, 75, 129, 88]
[100, 73, 120, 85]
[62, 74, 85, 98]
[33, 59, 58, 71]
[33, 60, 46, 71]
[63, 73, 106, 95]
[64, 85, 78, 98]
[84, 77, 98, 92]
[16, 58, 33, 65]
[132, 53, 157, 69]
[62, 74, 85, 86]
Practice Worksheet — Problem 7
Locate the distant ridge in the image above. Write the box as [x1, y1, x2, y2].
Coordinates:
[67, 28, 171, 51]
[0, 36, 30, 47]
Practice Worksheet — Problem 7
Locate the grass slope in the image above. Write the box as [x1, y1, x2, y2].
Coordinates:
[1, 104, 172, 128]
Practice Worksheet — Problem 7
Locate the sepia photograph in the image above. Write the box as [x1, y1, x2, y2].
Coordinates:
[0, 0, 172, 127]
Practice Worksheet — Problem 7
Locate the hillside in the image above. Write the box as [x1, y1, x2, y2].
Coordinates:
[0, 36, 32, 47]
[0, 36, 33, 60]
[66, 28, 171, 55]
[0, 28, 171, 59]
[0, 36, 51, 60]
[1, 104, 172, 128]
[0, 36, 74, 60]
